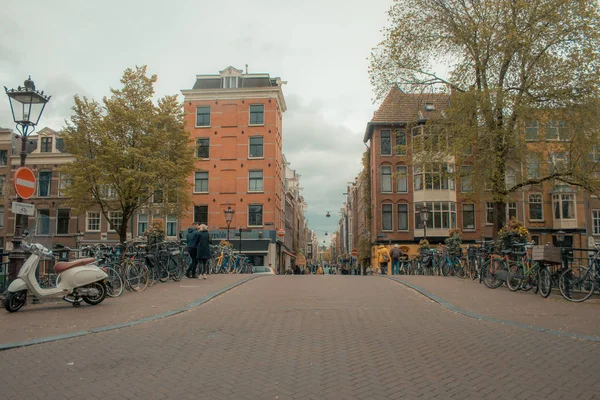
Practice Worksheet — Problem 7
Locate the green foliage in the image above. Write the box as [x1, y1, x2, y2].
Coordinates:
[418, 239, 430, 251]
[444, 229, 462, 255]
[357, 236, 371, 263]
[144, 220, 166, 248]
[60, 66, 195, 243]
[498, 218, 530, 248]
[370, 0, 600, 237]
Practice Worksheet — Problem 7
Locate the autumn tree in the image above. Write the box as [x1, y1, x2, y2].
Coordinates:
[60, 66, 195, 243]
[370, 0, 600, 236]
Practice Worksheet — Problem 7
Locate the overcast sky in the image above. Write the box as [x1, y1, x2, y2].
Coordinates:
[1, 0, 393, 245]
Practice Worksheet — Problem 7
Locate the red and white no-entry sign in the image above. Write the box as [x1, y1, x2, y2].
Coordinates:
[14, 167, 36, 199]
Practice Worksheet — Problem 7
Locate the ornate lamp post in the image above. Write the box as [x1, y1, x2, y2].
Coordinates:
[420, 205, 430, 242]
[223, 206, 235, 242]
[556, 230, 567, 270]
[5, 77, 51, 280]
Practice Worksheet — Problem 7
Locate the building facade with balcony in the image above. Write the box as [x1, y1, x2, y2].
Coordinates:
[180, 66, 287, 268]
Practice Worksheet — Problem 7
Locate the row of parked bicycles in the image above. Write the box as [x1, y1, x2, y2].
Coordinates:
[391, 240, 600, 303]
[30, 241, 254, 298]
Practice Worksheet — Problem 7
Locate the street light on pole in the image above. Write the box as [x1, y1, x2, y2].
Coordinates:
[420, 205, 430, 242]
[224, 206, 235, 242]
[5, 77, 51, 280]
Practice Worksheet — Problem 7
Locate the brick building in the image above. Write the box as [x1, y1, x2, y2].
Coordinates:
[180, 66, 287, 268]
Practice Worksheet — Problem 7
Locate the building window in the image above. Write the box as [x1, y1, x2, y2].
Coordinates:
[0, 174, 5, 196]
[58, 173, 71, 197]
[382, 203, 393, 231]
[589, 146, 600, 163]
[546, 120, 568, 140]
[166, 215, 177, 236]
[380, 130, 392, 155]
[249, 104, 264, 125]
[0, 205, 3, 228]
[249, 136, 264, 158]
[86, 211, 101, 232]
[529, 194, 543, 221]
[396, 166, 408, 193]
[38, 171, 52, 197]
[593, 210, 600, 235]
[109, 211, 123, 232]
[461, 166, 473, 192]
[526, 154, 541, 179]
[553, 193, 575, 220]
[196, 138, 210, 158]
[414, 164, 454, 191]
[41, 137, 52, 152]
[462, 204, 476, 230]
[37, 209, 50, 234]
[415, 202, 457, 230]
[56, 209, 70, 234]
[412, 125, 446, 153]
[486, 202, 494, 225]
[397, 203, 408, 231]
[549, 152, 569, 175]
[194, 205, 208, 225]
[0, 150, 6, 166]
[395, 129, 406, 155]
[507, 201, 518, 221]
[381, 165, 392, 193]
[525, 121, 538, 140]
[137, 214, 148, 236]
[194, 171, 209, 193]
[249, 170, 264, 192]
[223, 76, 238, 88]
[196, 106, 210, 127]
[505, 168, 517, 189]
[248, 205, 263, 226]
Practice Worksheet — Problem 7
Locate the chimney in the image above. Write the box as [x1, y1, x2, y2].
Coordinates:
[245, 64, 248, 74]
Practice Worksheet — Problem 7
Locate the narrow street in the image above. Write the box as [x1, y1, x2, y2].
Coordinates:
[1, 276, 599, 400]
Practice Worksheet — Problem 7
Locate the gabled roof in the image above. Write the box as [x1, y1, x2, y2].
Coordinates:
[364, 87, 450, 143]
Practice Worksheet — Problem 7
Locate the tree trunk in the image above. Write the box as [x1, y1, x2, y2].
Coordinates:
[492, 202, 506, 240]
[118, 215, 130, 244]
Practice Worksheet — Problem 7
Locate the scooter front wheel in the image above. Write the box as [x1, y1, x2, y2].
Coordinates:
[4, 290, 27, 312]
[81, 281, 107, 306]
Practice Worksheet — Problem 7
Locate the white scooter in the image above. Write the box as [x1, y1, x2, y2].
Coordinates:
[3, 234, 108, 312]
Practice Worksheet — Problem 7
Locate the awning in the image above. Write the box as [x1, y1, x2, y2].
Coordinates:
[282, 249, 296, 258]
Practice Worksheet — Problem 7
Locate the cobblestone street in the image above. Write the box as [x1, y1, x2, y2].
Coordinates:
[1, 276, 599, 399]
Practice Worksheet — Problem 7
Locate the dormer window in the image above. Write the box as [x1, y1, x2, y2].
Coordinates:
[425, 102, 435, 111]
[223, 77, 238, 88]
[41, 137, 52, 153]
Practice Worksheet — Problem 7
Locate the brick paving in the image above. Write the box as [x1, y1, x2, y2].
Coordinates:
[395, 275, 600, 337]
[0, 274, 248, 344]
[1, 276, 600, 399]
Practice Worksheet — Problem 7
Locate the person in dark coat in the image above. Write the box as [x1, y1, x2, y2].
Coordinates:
[185, 222, 200, 278]
[196, 224, 212, 279]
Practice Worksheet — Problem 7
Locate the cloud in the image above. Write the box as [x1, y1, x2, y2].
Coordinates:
[283, 94, 366, 241]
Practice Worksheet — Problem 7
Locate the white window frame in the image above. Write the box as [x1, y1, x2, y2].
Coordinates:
[381, 165, 392, 193]
[249, 104, 265, 126]
[195, 106, 210, 128]
[462, 203, 476, 231]
[507, 201, 518, 221]
[108, 211, 123, 232]
[529, 193, 544, 221]
[196, 137, 210, 159]
[38, 170, 52, 197]
[194, 171, 209, 193]
[248, 170, 264, 193]
[56, 209, 70, 235]
[86, 211, 101, 232]
[460, 166, 473, 192]
[397, 203, 408, 231]
[380, 130, 392, 156]
[166, 215, 177, 237]
[382, 203, 393, 231]
[525, 120, 538, 141]
[552, 193, 576, 220]
[486, 202, 494, 225]
[396, 166, 408, 193]
[137, 214, 149, 236]
[248, 204, 263, 227]
[593, 210, 600, 235]
[248, 136, 264, 159]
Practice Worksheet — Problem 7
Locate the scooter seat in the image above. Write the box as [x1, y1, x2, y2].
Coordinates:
[53, 258, 97, 274]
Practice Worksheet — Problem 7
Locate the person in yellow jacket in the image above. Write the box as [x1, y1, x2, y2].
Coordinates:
[376, 245, 391, 275]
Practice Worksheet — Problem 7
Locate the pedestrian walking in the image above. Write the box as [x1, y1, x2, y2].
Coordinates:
[390, 244, 402, 275]
[377, 244, 391, 275]
[196, 224, 212, 279]
[185, 222, 200, 278]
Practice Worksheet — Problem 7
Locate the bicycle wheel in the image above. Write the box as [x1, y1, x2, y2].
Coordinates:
[126, 262, 149, 292]
[441, 260, 451, 277]
[559, 267, 595, 302]
[170, 256, 184, 282]
[483, 259, 505, 289]
[453, 260, 465, 279]
[538, 266, 552, 298]
[506, 263, 523, 291]
[103, 266, 124, 297]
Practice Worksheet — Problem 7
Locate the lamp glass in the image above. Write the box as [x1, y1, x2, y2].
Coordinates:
[6, 87, 49, 127]
[420, 206, 430, 223]
[556, 230, 566, 244]
[224, 207, 235, 223]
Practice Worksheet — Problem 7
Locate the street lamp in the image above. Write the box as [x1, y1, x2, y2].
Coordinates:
[420, 205, 430, 242]
[5, 77, 51, 281]
[326, 211, 331, 218]
[224, 206, 235, 241]
[556, 230, 566, 246]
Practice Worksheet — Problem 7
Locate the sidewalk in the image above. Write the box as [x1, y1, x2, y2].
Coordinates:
[0, 275, 250, 344]
[391, 275, 600, 338]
